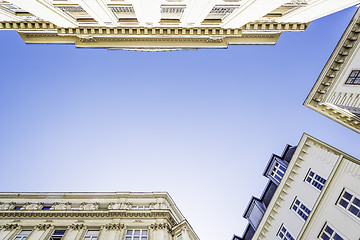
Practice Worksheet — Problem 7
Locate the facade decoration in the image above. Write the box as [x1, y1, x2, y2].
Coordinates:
[0, 0, 360, 50]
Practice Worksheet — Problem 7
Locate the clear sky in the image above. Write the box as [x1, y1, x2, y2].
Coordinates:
[0, 6, 359, 240]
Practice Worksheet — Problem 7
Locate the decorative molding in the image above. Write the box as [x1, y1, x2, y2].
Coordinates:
[0, 202, 15, 211]
[79, 202, 99, 211]
[0, 211, 177, 226]
[103, 223, 124, 230]
[68, 224, 86, 230]
[1, 224, 19, 230]
[35, 224, 51, 230]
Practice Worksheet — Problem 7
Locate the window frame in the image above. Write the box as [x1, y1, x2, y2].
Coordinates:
[270, 160, 287, 184]
[290, 197, 311, 221]
[318, 222, 346, 240]
[13, 230, 32, 240]
[276, 224, 295, 240]
[336, 188, 360, 222]
[304, 169, 326, 191]
[49, 230, 66, 240]
[124, 229, 148, 240]
[345, 70, 360, 85]
[83, 230, 99, 240]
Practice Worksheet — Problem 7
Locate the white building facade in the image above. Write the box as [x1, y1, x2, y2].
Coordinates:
[305, 8, 360, 134]
[1, 0, 360, 50]
[0, 192, 199, 240]
[234, 134, 360, 240]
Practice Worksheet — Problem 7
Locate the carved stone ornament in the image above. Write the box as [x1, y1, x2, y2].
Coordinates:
[108, 202, 121, 210]
[35, 224, 52, 230]
[50, 202, 71, 210]
[103, 223, 124, 230]
[0, 202, 15, 210]
[79, 202, 99, 211]
[68, 224, 86, 230]
[20, 202, 44, 210]
[1, 224, 19, 230]
[149, 223, 171, 231]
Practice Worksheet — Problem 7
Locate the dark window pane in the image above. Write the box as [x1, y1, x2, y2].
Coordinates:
[334, 233, 344, 240]
[325, 226, 333, 235]
[309, 171, 314, 177]
[353, 197, 360, 207]
[349, 206, 359, 215]
[339, 199, 349, 208]
[321, 233, 330, 240]
[344, 192, 352, 200]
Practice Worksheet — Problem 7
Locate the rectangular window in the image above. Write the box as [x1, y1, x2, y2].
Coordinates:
[271, 161, 287, 183]
[319, 223, 344, 240]
[42, 206, 51, 210]
[337, 189, 360, 219]
[305, 170, 326, 191]
[49, 230, 66, 240]
[291, 198, 310, 221]
[125, 230, 148, 240]
[83, 230, 99, 240]
[14, 231, 31, 240]
[345, 70, 360, 85]
[277, 225, 295, 240]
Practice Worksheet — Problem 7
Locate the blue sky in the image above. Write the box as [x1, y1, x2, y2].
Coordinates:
[0, 6, 359, 240]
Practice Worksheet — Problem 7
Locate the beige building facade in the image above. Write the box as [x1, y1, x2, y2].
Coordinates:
[305, 8, 360, 134]
[0, 0, 360, 50]
[0, 192, 198, 240]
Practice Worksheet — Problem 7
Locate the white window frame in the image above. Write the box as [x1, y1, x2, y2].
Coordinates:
[337, 188, 360, 221]
[13, 230, 31, 240]
[270, 161, 287, 184]
[277, 224, 295, 240]
[83, 230, 99, 240]
[49, 230, 66, 240]
[291, 197, 311, 221]
[318, 222, 346, 240]
[305, 169, 326, 191]
[124, 229, 148, 240]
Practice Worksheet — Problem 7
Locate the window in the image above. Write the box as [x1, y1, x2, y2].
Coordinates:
[345, 70, 360, 85]
[291, 198, 310, 221]
[42, 206, 51, 210]
[277, 225, 295, 240]
[49, 230, 66, 240]
[319, 223, 344, 240]
[83, 230, 99, 240]
[125, 230, 148, 240]
[14, 231, 31, 240]
[337, 189, 360, 219]
[305, 170, 326, 191]
[271, 161, 287, 183]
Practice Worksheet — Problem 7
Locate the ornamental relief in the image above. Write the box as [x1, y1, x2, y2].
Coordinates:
[21, 202, 44, 211]
[1, 224, 19, 230]
[50, 202, 71, 210]
[0, 202, 15, 210]
[79, 202, 99, 211]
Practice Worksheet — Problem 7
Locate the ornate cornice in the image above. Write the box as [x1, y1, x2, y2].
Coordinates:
[0, 211, 177, 226]
[0, 21, 307, 34]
